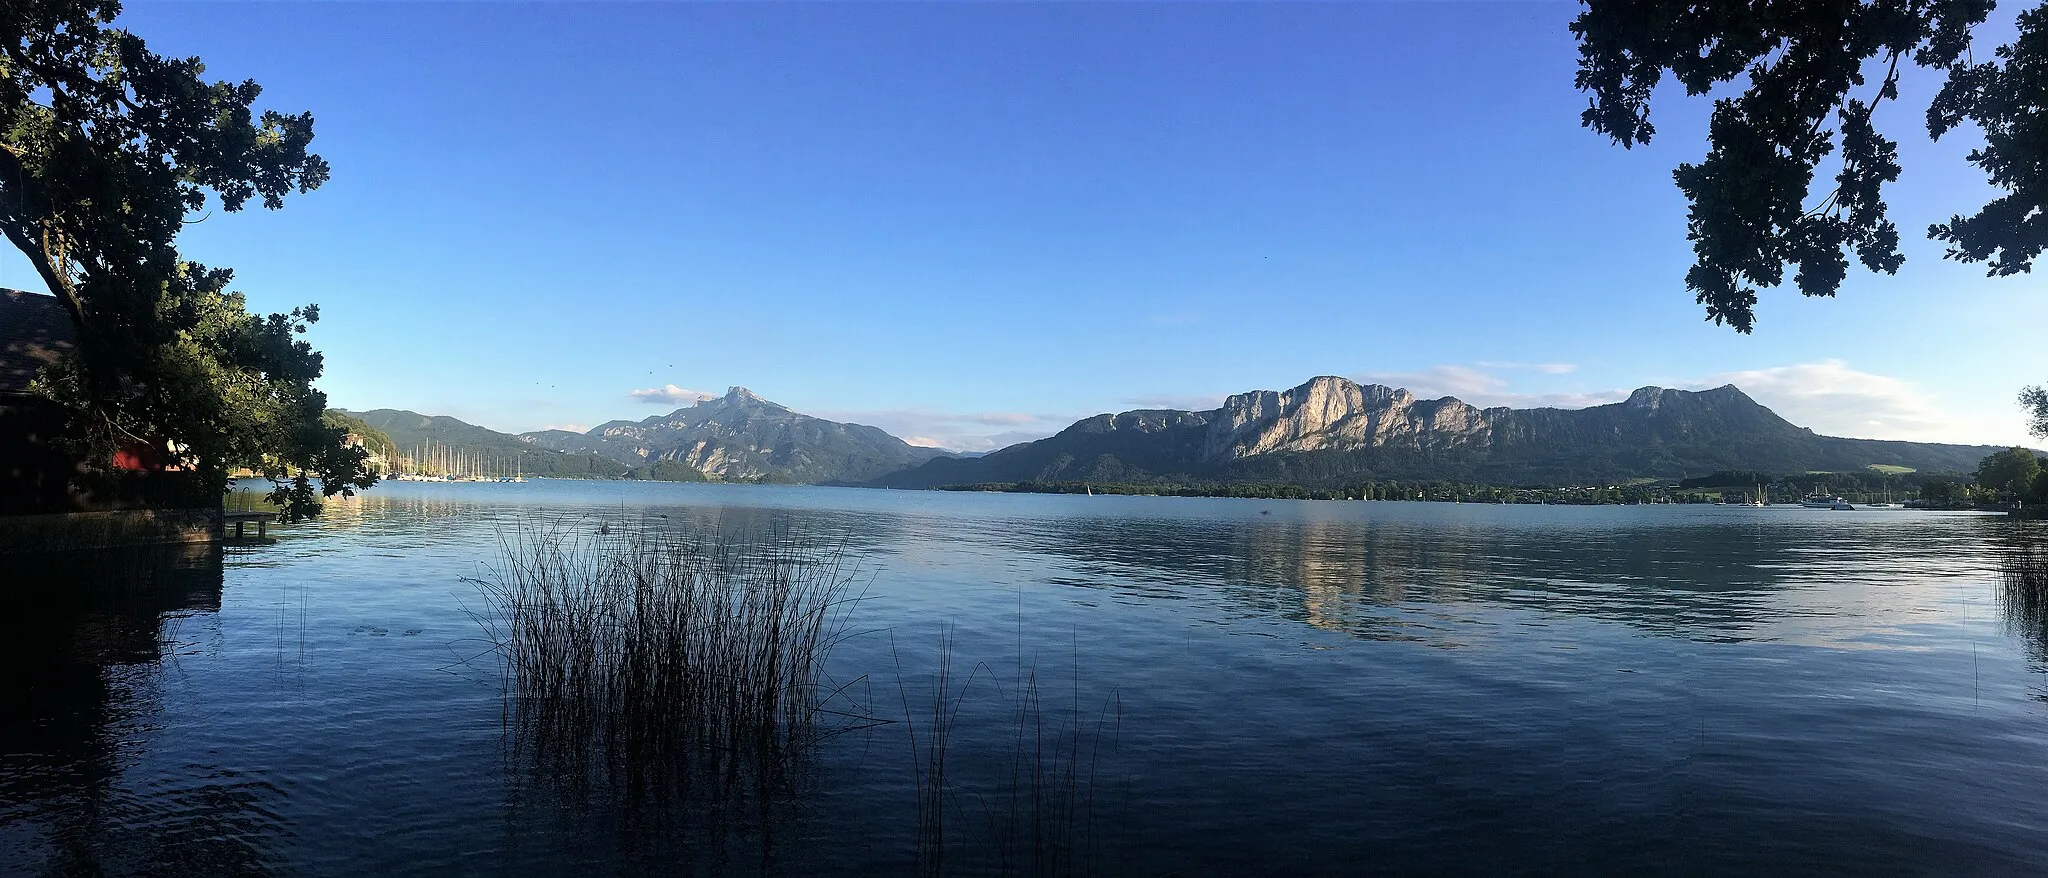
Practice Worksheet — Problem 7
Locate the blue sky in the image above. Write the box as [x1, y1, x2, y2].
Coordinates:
[5, 1, 2043, 450]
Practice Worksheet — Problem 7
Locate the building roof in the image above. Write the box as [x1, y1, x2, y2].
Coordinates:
[0, 288, 77, 397]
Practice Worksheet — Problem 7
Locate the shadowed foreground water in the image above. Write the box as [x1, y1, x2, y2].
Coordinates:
[6, 481, 2048, 875]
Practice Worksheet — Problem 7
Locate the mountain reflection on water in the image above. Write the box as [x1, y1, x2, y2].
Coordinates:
[969, 503, 1995, 646]
[4, 483, 2048, 875]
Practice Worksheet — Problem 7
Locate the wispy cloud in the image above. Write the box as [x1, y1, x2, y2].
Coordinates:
[1354, 365, 1505, 398]
[1683, 360, 1966, 443]
[1122, 392, 1228, 411]
[977, 428, 1068, 449]
[1477, 361, 1578, 374]
[1356, 359, 2012, 444]
[1350, 365, 1623, 410]
[815, 407, 1084, 453]
[963, 412, 1040, 426]
[627, 384, 714, 406]
[541, 423, 590, 433]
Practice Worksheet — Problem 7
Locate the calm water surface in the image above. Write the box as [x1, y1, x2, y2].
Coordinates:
[7, 481, 2048, 875]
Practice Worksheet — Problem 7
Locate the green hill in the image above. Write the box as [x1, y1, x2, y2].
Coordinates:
[340, 409, 632, 479]
[322, 409, 399, 462]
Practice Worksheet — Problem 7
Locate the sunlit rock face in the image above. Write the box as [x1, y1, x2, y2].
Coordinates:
[872, 372, 2007, 490]
[1202, 376, 1496, 460]
[591, 423, 655, 460]
[1626, 386, 1672, 411]
[664, 439, 757, 481]
[1071, 410, 1212, 435]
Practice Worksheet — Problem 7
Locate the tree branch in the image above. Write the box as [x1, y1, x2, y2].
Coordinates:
[0, 218, 86, 330]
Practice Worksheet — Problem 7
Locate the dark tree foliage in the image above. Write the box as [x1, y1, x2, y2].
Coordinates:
[1978, 445, 2045, 494]
[1574, 0, 2045, 332]
[1, 0, 371, 519]
[2022, 383, 2048, 437]
[1927, 6, 2048, 274]
[321, 409, 398, 464]
[1678, 468, 1776, 487]
[625, 460, 711, 482]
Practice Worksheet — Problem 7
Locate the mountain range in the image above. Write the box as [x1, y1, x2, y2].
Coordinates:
[518, 386, 949, 484]
[875, 376, 2004, 488]
[351, 376, 2011, 489]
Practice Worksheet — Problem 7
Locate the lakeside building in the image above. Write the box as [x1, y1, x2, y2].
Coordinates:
[0, 288, 217, 552]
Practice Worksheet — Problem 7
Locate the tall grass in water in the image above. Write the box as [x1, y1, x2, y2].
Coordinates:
[897, 629, 1123, 877]
[985, 661, 1121, 877]
[898, 628, 962, 876]
[470, 516, 1125, 873]
[1997, 526, 2048, 662]
[469, 516, 866, 817]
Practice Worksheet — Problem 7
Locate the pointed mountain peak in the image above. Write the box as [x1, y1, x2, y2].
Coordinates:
[711, 386, 787, 409]
[1701, 383, 1757, 402]
[1625, 386, 1670, 409]
[1625, 384, 1762, 411]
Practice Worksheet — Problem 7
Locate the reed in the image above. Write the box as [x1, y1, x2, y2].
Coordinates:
[984, 655, 1121, 877]
[469, 515, 1124, 873]
[469, 515, 866, 810]
[896, 627, 966, 877]
[895, 629, 1123, 877]
[1998, 527, 2048, 660]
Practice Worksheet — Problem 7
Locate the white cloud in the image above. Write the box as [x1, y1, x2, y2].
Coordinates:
[1477, 361, 1579, 374]
[628, 384, 714, 406]
[541, 423, 590, 433]
[1351, 365, 1624, 410]
[1684, 360, 1972, 443]
[978, 428, 1068, 449]
[815, 407, 1083, 453]
[1355, 365, 1505, 398]
[1122, 392, 1228, 411]
[963, 412, 1039, 426]
[1357, 358, 2014, 444]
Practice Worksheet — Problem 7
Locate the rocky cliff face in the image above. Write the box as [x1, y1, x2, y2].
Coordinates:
[521, 386, 947, 483]
[1202, 376, 1498, 459]
[873, 375, 2006, 488]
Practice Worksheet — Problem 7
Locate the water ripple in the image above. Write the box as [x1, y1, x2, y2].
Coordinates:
[4, 485, 2046, 875]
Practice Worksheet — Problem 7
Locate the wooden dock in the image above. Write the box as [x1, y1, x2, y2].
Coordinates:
[221, 510, 278, 545]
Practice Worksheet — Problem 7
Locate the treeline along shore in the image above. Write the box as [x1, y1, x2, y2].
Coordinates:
[327, 379, 2046, 511]
[933, 468, 1988, 507]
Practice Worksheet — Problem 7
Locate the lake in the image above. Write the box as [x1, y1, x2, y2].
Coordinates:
[6, 480, 2048, 875]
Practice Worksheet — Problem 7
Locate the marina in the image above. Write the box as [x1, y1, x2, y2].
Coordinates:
[385, 438, 527, 482]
